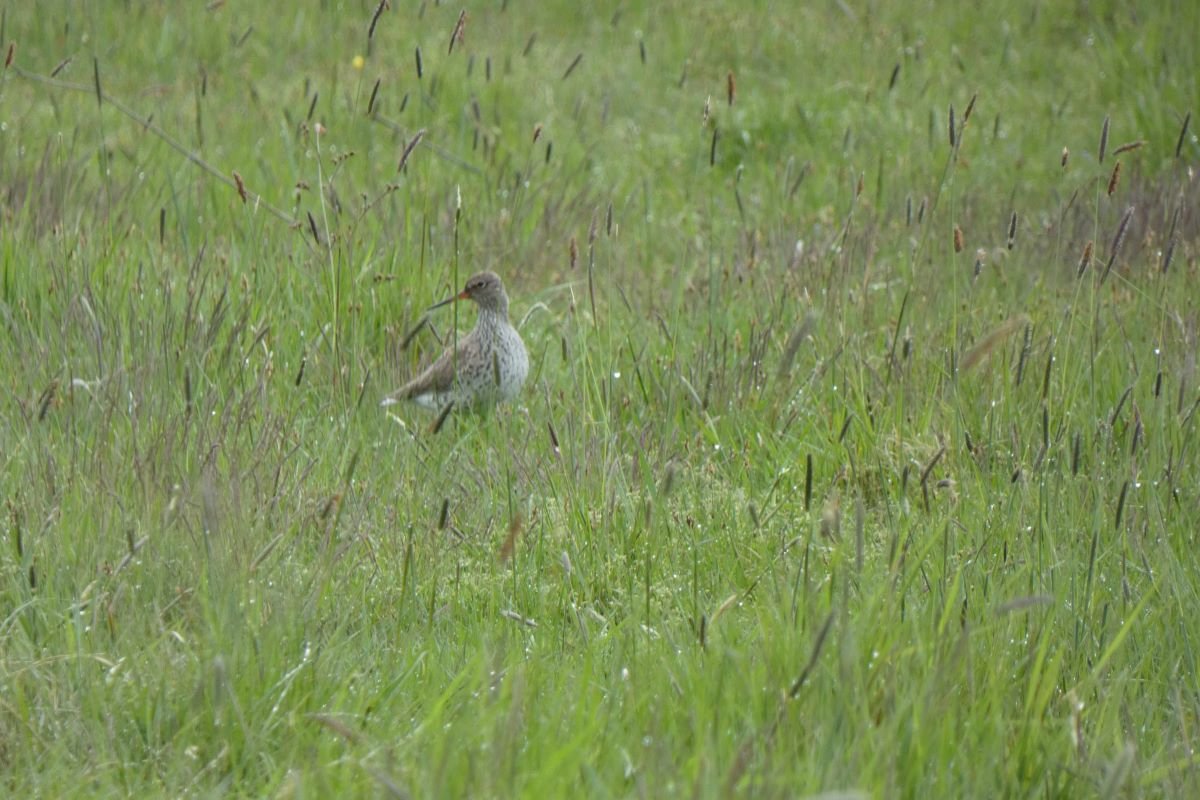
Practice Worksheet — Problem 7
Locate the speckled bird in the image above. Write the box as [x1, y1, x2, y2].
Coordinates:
[382, 271, 529, 411]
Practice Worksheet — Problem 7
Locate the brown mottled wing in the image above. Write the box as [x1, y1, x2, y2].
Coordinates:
[394, 335, 471, 400]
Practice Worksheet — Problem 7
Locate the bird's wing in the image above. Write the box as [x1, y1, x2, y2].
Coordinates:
[391, 334, 472, 400]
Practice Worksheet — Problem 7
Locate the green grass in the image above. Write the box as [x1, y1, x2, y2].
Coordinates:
[2, 0, 1199, 796]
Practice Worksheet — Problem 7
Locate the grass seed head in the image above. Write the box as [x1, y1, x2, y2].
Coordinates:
[963, 92, 978, 123]
[1176, 112, 1191, 159]
[1077, 240, 1094, 277]
[1161, 238, 1176, 274]
[369, 1, 389, 40]
[233, 171, 247, 203]
[448, 10, 467, 54]
[1106, 160, 1122, 196]
[1101, 206, 1134, 283]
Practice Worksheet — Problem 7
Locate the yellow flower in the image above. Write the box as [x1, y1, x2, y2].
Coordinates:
[352, 55, 365, 71]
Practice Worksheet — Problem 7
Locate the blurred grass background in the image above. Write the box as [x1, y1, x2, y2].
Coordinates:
[2, 1, 1199, 796]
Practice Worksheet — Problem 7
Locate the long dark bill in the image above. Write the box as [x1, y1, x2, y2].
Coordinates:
[428, 290, 468, 311]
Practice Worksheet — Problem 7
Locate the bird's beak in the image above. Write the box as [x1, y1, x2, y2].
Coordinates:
[428, 289, 469, 311]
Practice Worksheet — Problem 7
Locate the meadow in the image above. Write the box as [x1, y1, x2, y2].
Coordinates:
[2, 1, 1199, 796]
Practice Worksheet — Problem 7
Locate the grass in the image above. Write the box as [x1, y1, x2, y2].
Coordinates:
[2, 0, 1199, 796]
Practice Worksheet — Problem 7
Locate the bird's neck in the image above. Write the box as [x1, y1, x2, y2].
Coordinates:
[475, 306, 509, 329]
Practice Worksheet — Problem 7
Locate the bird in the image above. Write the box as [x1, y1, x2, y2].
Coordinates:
[382, 271, 529, 412]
